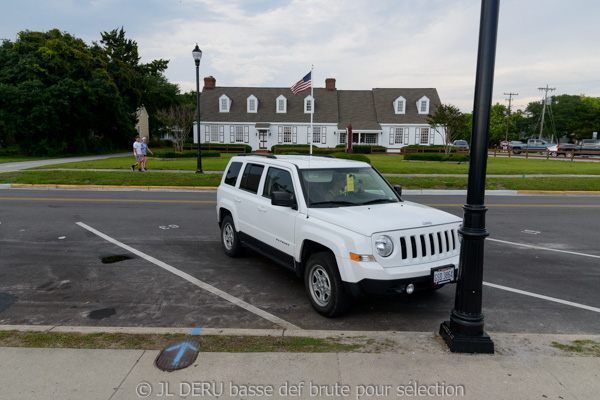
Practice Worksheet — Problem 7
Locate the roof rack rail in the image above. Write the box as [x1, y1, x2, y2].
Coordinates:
[237, 153, 277, 159]
[278, 153, 335, 158]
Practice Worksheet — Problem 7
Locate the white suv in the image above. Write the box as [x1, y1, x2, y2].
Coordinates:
[217, 155, 461, 317]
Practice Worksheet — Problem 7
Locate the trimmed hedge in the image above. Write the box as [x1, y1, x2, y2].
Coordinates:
[153, 149, 221, 158]
[351, 145, 385, 154]
[332, 152, 371, 164]
[404, 153, 469, 162]
[272, 144, 339, 155]
[201, 144, 252, 153]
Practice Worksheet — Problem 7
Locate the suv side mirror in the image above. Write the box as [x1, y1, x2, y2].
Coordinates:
[393, 185, 403, 198]
[271, 191, 297, 209]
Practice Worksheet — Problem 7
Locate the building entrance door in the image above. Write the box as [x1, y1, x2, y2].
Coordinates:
[259, 131, 268, 149]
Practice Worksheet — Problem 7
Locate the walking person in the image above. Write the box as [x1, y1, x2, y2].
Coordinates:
[131, 135, 144, 171]
[141, 137, 153, 171]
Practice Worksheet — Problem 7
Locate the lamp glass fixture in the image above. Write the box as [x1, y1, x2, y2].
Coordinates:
[192, 44, 202, 62]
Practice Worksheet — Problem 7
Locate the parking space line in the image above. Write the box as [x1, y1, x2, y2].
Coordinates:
[488, 238, 600, 260]
[76, 222, 300, 331]
[483, 282, 600, 313]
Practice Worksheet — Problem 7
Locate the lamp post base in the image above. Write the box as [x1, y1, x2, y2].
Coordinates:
[195, 169, 203, 174]
[439, 321, 494, 354]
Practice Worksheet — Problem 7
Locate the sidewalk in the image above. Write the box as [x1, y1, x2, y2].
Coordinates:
[0, 326, 598, 400]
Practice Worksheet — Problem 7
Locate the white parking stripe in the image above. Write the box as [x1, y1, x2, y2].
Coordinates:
[483, 282, 600, 313]
[488, 238, 600, 260]
[76, 222, 300, 331]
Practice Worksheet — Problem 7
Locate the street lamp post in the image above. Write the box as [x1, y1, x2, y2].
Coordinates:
[192, 44, 203, 174]
[439, 0, 499, 354]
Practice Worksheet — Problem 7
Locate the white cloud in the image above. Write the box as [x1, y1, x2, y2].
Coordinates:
[2, 0, 600, 112]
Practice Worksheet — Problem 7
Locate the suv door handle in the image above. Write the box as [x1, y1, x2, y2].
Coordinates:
[234, 197, 242, 203]
[258, 206, 267, 212]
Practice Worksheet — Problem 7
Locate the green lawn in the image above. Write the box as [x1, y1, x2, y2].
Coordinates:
[33, 153, 600, 175]
[1, 152, 599, 191]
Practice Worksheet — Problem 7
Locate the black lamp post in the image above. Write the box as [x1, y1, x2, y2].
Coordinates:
[439, 0, 499, 354]
[192, 44, 203, 173]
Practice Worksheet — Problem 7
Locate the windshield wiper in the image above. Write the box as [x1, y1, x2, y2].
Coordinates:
[310, 200, 354, 207]
[360, 199, 396, 206]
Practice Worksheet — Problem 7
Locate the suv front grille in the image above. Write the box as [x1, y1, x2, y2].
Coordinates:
[399, 228, 458, 260]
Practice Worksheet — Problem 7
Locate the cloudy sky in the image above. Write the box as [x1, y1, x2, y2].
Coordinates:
[2, 0, 598, 112]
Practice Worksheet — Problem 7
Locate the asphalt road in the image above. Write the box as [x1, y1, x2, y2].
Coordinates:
[0, 188, 598, 334]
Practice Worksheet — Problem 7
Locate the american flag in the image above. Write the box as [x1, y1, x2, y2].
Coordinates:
[290, 72, 311, 94]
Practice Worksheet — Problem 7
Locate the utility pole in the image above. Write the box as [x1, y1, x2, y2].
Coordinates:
[504, 92, 517, 143]
[538, 84, 555, 139]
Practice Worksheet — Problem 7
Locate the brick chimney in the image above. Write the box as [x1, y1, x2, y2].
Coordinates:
[204, 76, 216, 90]
[325, 78, 336, 91]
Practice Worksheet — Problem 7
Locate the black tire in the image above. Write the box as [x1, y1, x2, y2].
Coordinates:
[304, 252, 351, 317]
[512, 150, 521, 154]
[220, 215, 243, 257]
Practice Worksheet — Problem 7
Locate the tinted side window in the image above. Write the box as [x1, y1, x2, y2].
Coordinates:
[224, 162, 242, 186]
[240, 163, 264, 194]
[263, 167, 294, 198]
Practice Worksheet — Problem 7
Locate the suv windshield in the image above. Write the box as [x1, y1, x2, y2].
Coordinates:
[300, 167, 399, 207]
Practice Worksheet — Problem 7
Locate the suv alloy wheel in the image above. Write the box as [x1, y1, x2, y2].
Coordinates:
[305, 252, 350, 317]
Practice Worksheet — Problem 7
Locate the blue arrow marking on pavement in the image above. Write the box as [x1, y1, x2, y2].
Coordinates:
[191, 327, 202, 335]
[165, 342, 198, 367]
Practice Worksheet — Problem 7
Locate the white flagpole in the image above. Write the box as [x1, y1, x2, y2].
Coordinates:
[310, 65, 314, 155]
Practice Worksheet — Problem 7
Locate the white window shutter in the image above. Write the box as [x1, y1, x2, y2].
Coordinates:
[322, 127, 327, 144]
[219, 126, 225, 143]
[415, 128, 420, 145]
[244, 126, 249, 143]
[278, 126, 283, 143]
[204, 125, 210, 142]
[389, 128, 395, 145]
[292, 127, 297, 144]
[230, 126, 235, 143]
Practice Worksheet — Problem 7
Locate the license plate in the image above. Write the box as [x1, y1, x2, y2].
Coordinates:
[433, 266, 454, 285]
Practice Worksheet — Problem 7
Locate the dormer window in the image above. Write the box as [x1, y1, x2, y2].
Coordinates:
[394, 96, 406, 114]
[304, 95, 314, 114]
[276, 95, 287, 113]
[219, 94, 231, 113]
[247, 94, 258, 113]
[417, 96, 430, 114]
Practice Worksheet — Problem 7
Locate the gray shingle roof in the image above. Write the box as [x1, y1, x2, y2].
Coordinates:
[199, 83, 441, 130]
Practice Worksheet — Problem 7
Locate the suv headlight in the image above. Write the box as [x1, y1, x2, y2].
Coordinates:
[374, 235, 393, 257]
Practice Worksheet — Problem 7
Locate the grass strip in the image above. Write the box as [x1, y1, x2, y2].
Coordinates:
[3, 171, 600, 192]
[25, 154, 600, 175]
[0, 171, 223, 187]
[0, 330, 362, 353]
[551, 339, 600, 357]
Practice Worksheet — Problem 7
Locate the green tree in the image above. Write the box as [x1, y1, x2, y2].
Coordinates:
[0, 30, 118, 155]
[0, 28, 175, 155]
[525, 94, 594, 141]
[427, 104, 469, 155]
[155, 105, 195, 152]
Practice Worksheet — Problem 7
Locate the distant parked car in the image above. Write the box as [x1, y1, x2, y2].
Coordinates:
[451, 140, 469, 151]
[500, 140, 522, 150]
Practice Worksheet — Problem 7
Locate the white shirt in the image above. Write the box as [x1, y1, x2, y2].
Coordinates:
[133, 141, 142, 156]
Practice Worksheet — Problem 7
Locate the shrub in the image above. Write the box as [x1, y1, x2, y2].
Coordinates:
[153, 149, 221, 158]
[404, 153, 469, 162]
[351, 145, 385, 154]
[272, 145, 339, 155]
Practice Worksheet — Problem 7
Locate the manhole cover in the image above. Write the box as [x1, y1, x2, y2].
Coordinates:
[155, 338, 201, 372]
